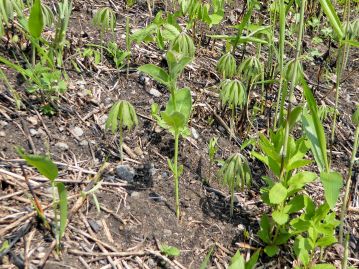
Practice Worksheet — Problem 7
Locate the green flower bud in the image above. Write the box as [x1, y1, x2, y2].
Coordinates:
[217, 53, 237, 79]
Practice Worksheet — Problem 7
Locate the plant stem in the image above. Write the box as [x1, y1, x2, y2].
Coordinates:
[273, 0, 285, 129]
[126, 16, 130, 79]
[329, 0, 351, 166]
[279, 0, 306, 180]
[119, 120, 123, 163]
[339, 124, 359, 244]
[174, 132, 180, 218]
[230, 176, 235, 218]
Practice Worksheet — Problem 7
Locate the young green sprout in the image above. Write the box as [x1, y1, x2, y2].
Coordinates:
[208, 137, 219, 165]
[220, 153, 251, 217]
[219, 79, 247, 137]
[152, 88, 192, 219]
[106, 100, 138, 163]
[170, 32, 196, 58]
[217, 52, 237, 79]
[17, 148, 67, 251]
[92, 7, 117, 61]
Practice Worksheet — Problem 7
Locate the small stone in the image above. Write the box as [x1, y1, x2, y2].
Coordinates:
[130, 191, 141, 198]
[161, 172, 168, 179]
[27, 116, 38, 125]
[163, 229, 172, 236]
[0, 120, 8, 128]
[134, 146, 143, 156]
[29, 128, 38, 136]
[80, 140, 89, 146]
[148, 88, 162, 97]
[0, 131, 5, 137]
[88, 219, 102, 233]
[147, 258, 157, 267]
[72, 126, 84, 137]
[55, 142, 69, 151]
[116, 164, 135, 181]
[191, 127, 199, 139]
[154, 125, 162, 133]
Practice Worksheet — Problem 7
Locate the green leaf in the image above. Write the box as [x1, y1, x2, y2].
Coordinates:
[283, 195, 305, 214]
[269, 183, 287, 204]
[258, 214, 271, 244]
[294, 236, 311, 266]
[272, 210, 289, 225]
[228, 250, 245, 269]
[162, 111, 186, 133]
[288, 106, 303, 130]
[0, 240, 9, 253]
[316, 235, 337, 248]
[165, 88, 192, 121]
[287, 171, 317, 193]
[245, 249, 260, 269]
[199, 245, 215, 269]
[57, 182, 68, 240]
[319, 0, 344, 40]
[320, 171, 343, 209]
[160, 245, 180, 257]
[28, 0, 44, 39]
[17, 148, 58, 182]
[138, 64, 170, 86]
[264, 245, 279, 257]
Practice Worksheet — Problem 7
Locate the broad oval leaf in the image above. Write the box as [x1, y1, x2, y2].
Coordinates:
[138, 64, 170, 86]
[269, 183, 287, 204]
[320, 171, 343, 209]
[28, 0, 44, 39]
[57, 182, 68, 240]
[272, 210, 289, 225]
[17, 148, 58, 182]
[161, 111, 186, 133]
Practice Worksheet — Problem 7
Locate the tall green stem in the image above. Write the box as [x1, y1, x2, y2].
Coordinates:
[339, 125, 359, 244]
[273, 0, 286, 129]
[279, 0, 306, 180]
[329, 0, 351, 165]
[174, 132, 180, 218]
[119, 120, 123, 163]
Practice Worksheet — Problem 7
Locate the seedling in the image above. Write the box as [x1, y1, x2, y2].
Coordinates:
[217, 52, 237, 79]
[138, 50, 193, 100]
[219, 79, 247, 137]
[52, 0, 72, 67]
[160, 244, 180, 257]
[107, 42, 130, 70]
[228, 249, 260, 269]
[105, 100, 138, 163]
[92, 7, 116, 60]
[219, 153, 251, 217]
[170, 31, 195, 58]
[208, 137, 218, 165]
[17, 148, 68, 251]
[152, 88, 192, 218]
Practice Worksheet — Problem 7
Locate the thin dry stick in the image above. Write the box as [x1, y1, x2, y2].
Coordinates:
[79, 213, 117, 269]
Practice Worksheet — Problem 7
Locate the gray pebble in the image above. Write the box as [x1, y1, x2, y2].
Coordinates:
[55, 142, 69, 151]
[163, 229, 172, 236]
[130, 191, 141, 198]
[116, 164, 135, 181]
[0, 131, 5, 137]
[29, 128, 38, 136]
[149, 88, 162, 97]
[72, 126, 84, 137]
